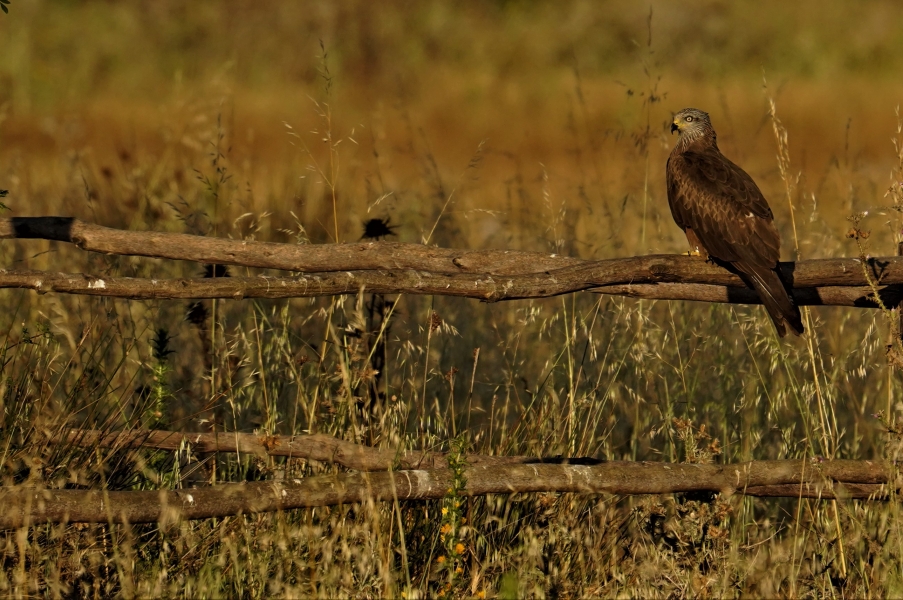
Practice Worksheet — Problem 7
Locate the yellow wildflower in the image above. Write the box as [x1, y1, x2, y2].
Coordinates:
[455, 543, 465, 555]
[437, 555, 446, 564]
[440, 523, 452, 535]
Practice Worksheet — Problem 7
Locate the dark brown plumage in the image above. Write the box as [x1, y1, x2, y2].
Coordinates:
[666, 108, 804, 337]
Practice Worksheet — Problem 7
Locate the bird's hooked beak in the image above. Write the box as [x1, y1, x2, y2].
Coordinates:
[670, 121, 679, 134]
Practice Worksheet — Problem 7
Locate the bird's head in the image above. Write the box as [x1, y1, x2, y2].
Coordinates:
[670, 108, 713, 139]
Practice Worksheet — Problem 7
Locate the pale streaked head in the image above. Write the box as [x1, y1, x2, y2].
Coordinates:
[670, 108, 715, 147]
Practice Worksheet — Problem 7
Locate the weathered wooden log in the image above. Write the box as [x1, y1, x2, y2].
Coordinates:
[0, 216, 582, 275]
[592, 283, 903, 308]
[0, 269, 899, 306]
[2, 217, 901, 287]
[0, 458, 895, 527]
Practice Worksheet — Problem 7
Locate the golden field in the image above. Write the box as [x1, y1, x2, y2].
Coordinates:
[0, 0, 902, 596]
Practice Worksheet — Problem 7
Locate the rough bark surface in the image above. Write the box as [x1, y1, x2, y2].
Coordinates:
[592, 283, 903, 308]
[0, 268, 898, 306]
[1, 217, 900, 305]
[3, 219, 899, 526]
[0, 217, 583, 274]
[1, 458, 896, 527]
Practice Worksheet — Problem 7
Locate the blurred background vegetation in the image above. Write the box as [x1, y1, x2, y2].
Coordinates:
[1, 0, 903, 596]
[3, 1, 903, 252]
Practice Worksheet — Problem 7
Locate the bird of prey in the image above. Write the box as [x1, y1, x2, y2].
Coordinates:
[666, 108, 804, 337]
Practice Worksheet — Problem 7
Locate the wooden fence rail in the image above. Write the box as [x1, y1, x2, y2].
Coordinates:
[1, 217, 901, 305]
[3, 426, 899, 526]
[1, 217, 899, 526]
[1, 268, 899, 306]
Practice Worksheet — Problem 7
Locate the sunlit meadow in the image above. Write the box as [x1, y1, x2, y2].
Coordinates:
[1, 1, 903, 596]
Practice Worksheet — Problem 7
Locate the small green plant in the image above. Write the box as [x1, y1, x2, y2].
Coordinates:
[433, 434, 468, 598]
[672, 418, 721, 464]
[146, 327, 174, 429]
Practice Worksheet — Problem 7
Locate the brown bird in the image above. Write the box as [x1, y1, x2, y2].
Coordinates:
[666, 108, 803, 337]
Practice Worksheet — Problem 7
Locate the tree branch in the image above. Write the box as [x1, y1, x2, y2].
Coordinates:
[0, 268, 899, 306]
[0, 217, 582, 275]
[592, 283, 903, 308]
[2, 218, 902, 289]
[1, 458, 895, 527]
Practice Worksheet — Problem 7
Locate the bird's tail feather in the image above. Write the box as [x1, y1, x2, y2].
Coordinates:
[739, 266, 804, 338]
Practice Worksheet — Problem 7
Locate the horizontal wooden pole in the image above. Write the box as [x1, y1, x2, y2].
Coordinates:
[1, 458, 894, 527]
[1, 218, 901, 291]
[0, 216, 582, 275]
[592, 282, 903, 308]
[0, 268, 898, 307]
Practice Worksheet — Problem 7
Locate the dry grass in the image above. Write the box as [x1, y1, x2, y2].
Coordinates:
[1, 0, 903, 597]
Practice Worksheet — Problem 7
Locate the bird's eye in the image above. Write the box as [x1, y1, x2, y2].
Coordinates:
[685, 116, 693, 122]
